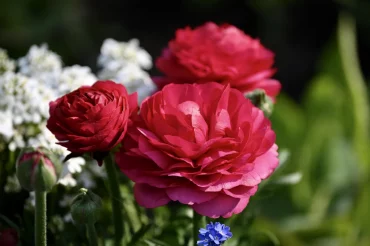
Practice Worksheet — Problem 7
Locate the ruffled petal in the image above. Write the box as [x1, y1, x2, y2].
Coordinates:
[134, 184, 170, 208]
[166, 186, 218, 205]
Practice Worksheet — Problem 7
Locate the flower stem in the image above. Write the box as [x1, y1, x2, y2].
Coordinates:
[338, 11, 370, 245]
[35, 190, 47, 246]
[86, 223, 99, 246]
[338, 11, 370, 172]
[193, 210, 204, 246]
[105, 154, 124, 246]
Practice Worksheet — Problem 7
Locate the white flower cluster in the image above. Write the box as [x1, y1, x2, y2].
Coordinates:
[0, 72, 56, 150]
[18, 44, 62, 84]
[17, 44, 97, 97]
[2, 38, 153, 191]
[0, 45, 96, 153]
[58, 65, 96, 95]
[98, 38, 156, 102]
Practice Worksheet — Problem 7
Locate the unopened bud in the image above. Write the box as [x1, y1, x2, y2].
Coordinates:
[71, 188, 102, 225]
[245, 89, 274, 117]
[16, 147, 61, 192]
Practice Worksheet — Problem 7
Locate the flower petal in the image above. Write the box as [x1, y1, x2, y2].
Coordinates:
[191, 194, 240, 218]
[240, 144, 279, 186]
[134, 183, 170, 208]
[166, 186, 218, 205]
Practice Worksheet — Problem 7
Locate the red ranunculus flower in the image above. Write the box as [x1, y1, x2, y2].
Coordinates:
[47, 80, 137, 164]
[155, 22, 281, 101]
[0, 228, 18, 246]
[116, 82, 279, 218]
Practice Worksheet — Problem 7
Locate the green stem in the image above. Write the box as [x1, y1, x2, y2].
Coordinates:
[35, 190, 47, 246]
[193, 211, 205, 246]
[105, 154, 124, 246]
[338, 11, 370, 171]
[338, 11, 370, 244]
[86, 223, 99, 246]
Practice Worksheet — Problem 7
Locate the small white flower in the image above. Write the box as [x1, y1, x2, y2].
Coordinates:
[8, 142, 16, 151]
[59, 195, 74, 207]
[88, 161, 107, 178]
[98, 38, 152, 70]
[57, 65, 97, 96]
[66, 157, 86, 174]
[78, 171, 96, 189]
[135, 81, 156, 103]
[97, 38, 156, 102]
[25, 191, 36, 210]
[58, 173, 77, 187]
[98, 60, 156, 102]
[0, 72, 56, 147]
[63, 213, 73, 222]
[18, 44, 62, 87]
[0, 72, 56, 120]
[4, 174, 21, 193]
[8, 131, 25, 151]
[114, 63, 152, 84]
[0, 48, 15, 74]
[0, 110, 13, 141]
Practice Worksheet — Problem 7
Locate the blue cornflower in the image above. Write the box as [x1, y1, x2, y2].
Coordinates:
[197, 222, 232, 246]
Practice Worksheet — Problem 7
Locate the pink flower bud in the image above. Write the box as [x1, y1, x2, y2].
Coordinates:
[16, 148, 60, 192]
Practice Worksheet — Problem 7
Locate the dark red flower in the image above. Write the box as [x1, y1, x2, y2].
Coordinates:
[47, 80, 138, 164]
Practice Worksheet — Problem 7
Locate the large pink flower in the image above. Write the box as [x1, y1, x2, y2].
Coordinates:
[116, 82, 278, 218]
[155, 22, 281, 100]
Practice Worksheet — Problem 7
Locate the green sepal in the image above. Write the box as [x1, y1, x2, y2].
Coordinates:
[71, 188, 102, 225]
[245, 89, 274, 117]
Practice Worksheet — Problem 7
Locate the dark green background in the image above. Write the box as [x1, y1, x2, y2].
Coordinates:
[1, 0, 369, 100]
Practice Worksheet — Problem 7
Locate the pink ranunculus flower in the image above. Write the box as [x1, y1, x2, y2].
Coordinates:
[154, 22, 281, 101]
[116, 82, 279, 218]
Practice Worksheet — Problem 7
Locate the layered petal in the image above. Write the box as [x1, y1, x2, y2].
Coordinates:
[47, 80, 135, 156]
[155, 22, 281, 100]
[191, 194, 243, 218]
[117, 82, 279, 218]
[134, 184, 171, 208]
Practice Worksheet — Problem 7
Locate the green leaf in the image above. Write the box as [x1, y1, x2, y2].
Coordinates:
[0, 214, 20, 232]
[144, 238, 171, 246]
[255, 229, 281, 245]
[273, 172, 302, 185]
[127, 224, 153, 246]
[277, 149, 290, 169]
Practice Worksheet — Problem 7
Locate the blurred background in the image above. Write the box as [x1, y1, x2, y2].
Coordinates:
[1, 0, 370, 245]
[0, 0, 369, 99]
